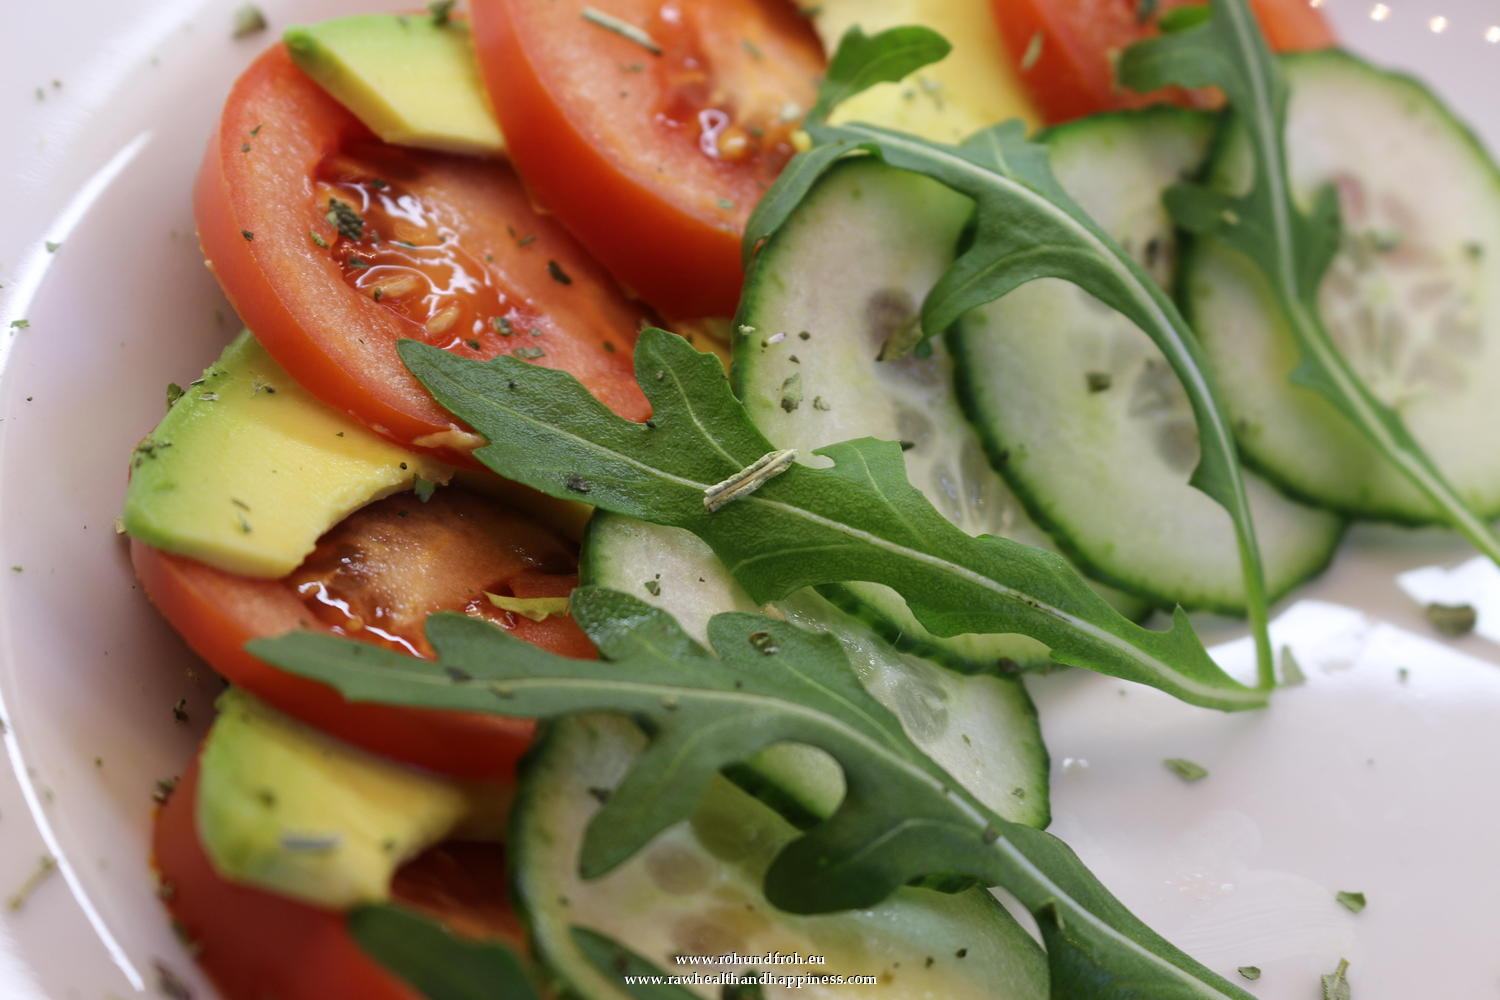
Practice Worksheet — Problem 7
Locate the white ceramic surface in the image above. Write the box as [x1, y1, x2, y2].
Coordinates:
[1, 2, 1497, 998]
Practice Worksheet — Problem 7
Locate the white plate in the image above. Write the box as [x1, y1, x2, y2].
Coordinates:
[0, 2, 1497, 998]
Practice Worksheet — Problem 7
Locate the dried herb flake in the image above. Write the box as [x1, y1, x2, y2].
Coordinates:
[748, 631, 780, 655]
[581, 7, 663, 55]
[1164, 758, 1208, 782]
[232, 3, 267, 38]
[1425, 602, 1476, 637]
[1020, 31, 1045, 72]
[326, 199, 366, 242]
[153, 776, 179, 804]
[1279, 644, 1307, 686]
[1321, 958, 1351, 1000]
[486, 593, 571, 621]
[6, 857, 58, 912]
[704, 449, 797, 513]
[778, 372, 803, 413]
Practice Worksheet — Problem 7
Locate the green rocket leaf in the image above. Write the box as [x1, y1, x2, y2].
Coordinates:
[348, 906, 542, 1000]
[253, 589, 1255, 1000]
[810, 24, 953, 122]
[744, 25, 1276, 688]
[1118, 0, 1500, 566]
[400, 331, 1261, 711]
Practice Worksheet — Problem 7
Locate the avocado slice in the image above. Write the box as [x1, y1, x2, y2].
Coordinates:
[284, 14, 505, 157]
[197, 689, 510, 909]
[810, 0, 1039, 142]
[122, 330, 452, 579]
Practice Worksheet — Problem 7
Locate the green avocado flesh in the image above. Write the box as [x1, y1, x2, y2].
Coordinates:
[284, 14, 504, 156]
[196, 688, 509, 909]
[121, 330, 451, 578]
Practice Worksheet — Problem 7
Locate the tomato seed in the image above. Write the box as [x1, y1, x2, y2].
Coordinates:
[425, 305, 461, 335]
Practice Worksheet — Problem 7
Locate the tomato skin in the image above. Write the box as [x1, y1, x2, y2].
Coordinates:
[505, 568, 597, 661]
[132, 539, 531, 780]
[130, 491, 594, 780]
[993, 0, 1334, 124]
[1245, 0, 1336, 52]
[471, 0, 823, 319]
[196, 44, 649, 465]
[153, 762, 522, 1000]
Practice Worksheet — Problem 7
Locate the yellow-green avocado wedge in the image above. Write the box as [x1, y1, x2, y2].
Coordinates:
[811, 0, 1039, 141]
[121, 330, 452, 578]
[197, 689, 510, 909]
[284, 14, 504, 157]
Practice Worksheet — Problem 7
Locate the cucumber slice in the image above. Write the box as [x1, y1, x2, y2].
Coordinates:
[951, 109, 1344, 614]
[733, 158, 1148, 671]
[1184, 51, 1500, 523]
[581, 512, 1049, 828]
[512, 715, 1049, 1000]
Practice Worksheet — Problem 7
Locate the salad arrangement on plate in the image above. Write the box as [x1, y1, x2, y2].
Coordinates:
[114, 0, 1499, 997]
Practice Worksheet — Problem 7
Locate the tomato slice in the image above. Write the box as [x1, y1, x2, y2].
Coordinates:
[154, 761, 522, 1000]
[196, 43, 650, 464]
[131, 488, 593, 780]
[993, 0, 1335, 124]
[471, 0, 824, 319]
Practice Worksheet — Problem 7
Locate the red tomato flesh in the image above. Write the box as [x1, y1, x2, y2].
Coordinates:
[994, 0, 1335, 124]
[471, 0, 824, 319]
[153, 761, 522, 1000]
[132, 488, 593, 780]
[196, 43, 650, 464]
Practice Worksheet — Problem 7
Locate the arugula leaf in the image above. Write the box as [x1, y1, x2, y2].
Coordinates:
[401, 331, 1260, 710]
[1164, 757, 1210, 782]
[746, 25, 1277, 688]
[348, 905, 541, 1000]
[1118, 0, 1500, 567]
[1321, 958, 1352, 1000]
[253, 589, 1254, 1000]
[743, 139, 862, 266]
[1335, 890, 1367, 914]
[810, 25, 953, 122]
[571, 927, 699, 999]
[350, 904, 692, 1000]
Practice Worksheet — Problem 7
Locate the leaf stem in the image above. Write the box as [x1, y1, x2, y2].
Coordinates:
[1286, 300, 1500, 565]
[1237, 523, 1275, 691]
